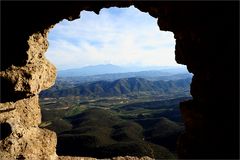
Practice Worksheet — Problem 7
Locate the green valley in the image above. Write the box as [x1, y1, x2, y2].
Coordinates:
[39, 70, 192, 159]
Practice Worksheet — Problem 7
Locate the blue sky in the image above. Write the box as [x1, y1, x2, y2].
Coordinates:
[45, 6, 179, 71]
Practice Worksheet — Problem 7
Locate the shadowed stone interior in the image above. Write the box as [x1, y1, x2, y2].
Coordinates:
[0, 1, 239, 160]
[0, 123, 12, 140]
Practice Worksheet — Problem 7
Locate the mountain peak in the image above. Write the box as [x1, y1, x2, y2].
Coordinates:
[57, 64, 190, 77]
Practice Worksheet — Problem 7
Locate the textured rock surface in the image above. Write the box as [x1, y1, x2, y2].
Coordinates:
[1, 32, 56, 100]
[0, 22, 57, 159]
[58, 156, 97, 160]
[1, 1, 238, 159]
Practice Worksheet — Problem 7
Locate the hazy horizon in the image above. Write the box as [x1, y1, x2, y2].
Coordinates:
[57, 63, 185, 71]
[46, 6, 180, 71]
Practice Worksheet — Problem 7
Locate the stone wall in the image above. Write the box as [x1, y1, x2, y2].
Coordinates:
[1, 1, 238, 159]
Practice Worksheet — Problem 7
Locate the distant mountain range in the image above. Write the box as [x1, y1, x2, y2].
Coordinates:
[41, 77, 191, 98]
[57, 64, 190, 77]
[57, 72, 192, 84]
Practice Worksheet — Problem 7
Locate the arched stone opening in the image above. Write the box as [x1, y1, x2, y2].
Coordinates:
[1, 1, 238, 160]
[41, 6, 189, 159]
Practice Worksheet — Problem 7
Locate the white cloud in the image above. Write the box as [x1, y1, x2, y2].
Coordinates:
[45, 6, 179, 70]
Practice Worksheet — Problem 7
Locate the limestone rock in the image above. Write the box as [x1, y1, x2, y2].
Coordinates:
[112, 156, 153, 160]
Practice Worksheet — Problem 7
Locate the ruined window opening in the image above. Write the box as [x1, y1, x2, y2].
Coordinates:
[39, 6, 192, 159]
[0, 122, 12, 140]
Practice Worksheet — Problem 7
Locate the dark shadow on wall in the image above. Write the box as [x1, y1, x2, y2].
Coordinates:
[0, 77, 29, 103]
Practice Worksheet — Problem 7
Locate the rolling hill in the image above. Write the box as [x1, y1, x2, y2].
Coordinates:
[56, 108, 175, 159]
[40, 68, 192, 158]
[40, 77, 191, 98]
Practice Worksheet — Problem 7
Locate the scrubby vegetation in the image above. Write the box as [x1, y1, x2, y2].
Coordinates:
[40, 70, 192, 159]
